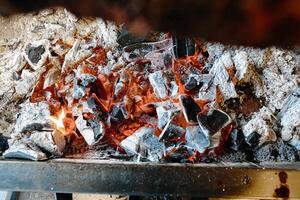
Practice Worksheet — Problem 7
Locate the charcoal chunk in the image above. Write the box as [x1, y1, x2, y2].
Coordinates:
[184, 74, 203, 92]
[0, 135, 8, 154]
[156, 102, 180, 130]
[14, 102, 51, 133]
[75, 115, 105, 145]
[117, 29, 146, 47]
[4, 138, 47, 161]
[173, 37, 195, 58]
[185, 126, 210, 153]
[159, 124, 185, 144]
[25, 45, 45, 64]
[73, 79, 86, 99]
[111, 103, 128, 121]
[179, 95, 201, 124]
[245, 132, 260, 148]
[149, 71, 168, 99]
[197, 109, 231, 135]
[120, 127, 164, 162]
[228, 129, 244, 151]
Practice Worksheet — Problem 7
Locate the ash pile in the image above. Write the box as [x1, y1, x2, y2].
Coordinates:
[0, 8, 299, 163]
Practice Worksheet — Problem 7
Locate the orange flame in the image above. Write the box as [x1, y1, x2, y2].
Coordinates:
[49, 107, 75, 136]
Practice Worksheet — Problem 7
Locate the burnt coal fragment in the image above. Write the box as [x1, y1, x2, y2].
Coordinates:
[245, 132, 260, 148]
[228, 129, 244, 151]
[25, 45, 45, 64]
[111, 103, 128, 121]
[185, 126, 210, 153]
[184, 74, 203, 92]
[0, 135, 8, 154]
[173, 36, 195, 58]
[197, 109, 231, 135]
[179, 95, 201, 124]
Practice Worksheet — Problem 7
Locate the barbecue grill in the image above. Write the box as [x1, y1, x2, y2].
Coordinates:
[0, 0, 300, 199]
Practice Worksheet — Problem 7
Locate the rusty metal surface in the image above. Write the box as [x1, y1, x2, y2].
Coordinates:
[0, 159, 299, 198]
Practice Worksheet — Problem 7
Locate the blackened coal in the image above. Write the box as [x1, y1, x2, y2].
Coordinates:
[173, 37, 195, 58]
[179, 95, 201, 124]
[159, 124, 185, 146]
[224, 98, 240, 110]
[245, 132, 260, 148]
[25, 45, 45, 64]
[197, 109, 231, 135]
[184, 74, 203, 92]
[0, 135, 8, 154]
[228, 129, 244, 151]
[111, 103, 127, 121]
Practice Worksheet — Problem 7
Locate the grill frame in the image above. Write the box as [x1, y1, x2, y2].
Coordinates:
[0, 158, 299, 198]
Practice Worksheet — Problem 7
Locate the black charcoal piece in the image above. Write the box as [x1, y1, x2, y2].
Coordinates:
[185, 126, 210, 153]
[173, 36, 195, 58]
[111, 104, 128, 121]
[0, 135, 8, 154]
[245, 132, 260, 148]
[159, 124, 185, 142]
[25, 45, 45, 64]
[184, 74, 203, 92]
[179, 95, 201, 124]
[197, 109, 231, 135]
[228, 129, 244, 151]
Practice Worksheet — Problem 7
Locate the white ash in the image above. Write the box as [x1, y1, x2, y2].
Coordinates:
[156, 101, 180, 130]
[14, 101, 51, 133]
[120, 127, 164, 162]
[4, 135, 47, 161]
[242, 107, 277, 145]
[209, 58, 237, 100]
[30, 130, 65, 156]
[232, 50, 264, 97]
[277, 89, 300, 142]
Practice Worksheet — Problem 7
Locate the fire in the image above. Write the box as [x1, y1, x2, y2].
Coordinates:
[49, 107, 75, 136]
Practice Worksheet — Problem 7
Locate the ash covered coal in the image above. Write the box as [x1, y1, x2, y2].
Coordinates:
[1, 8, 299, 163]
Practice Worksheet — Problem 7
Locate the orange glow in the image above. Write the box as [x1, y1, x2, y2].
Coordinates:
[49, 107, 75, 136]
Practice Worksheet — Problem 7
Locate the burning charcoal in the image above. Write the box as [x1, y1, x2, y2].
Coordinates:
[30, 130, 65, 156]
[245, 132, 260, 148]
[185, 126, 210, 153]
[24, 40, 50, 70]
[184, 74, 203, 92]
[75, 115, 105, 145]
[197, 109, 231, 135]
[159, 124, 185, 143]
[14, 102, 51, 133]
[209, 58, 237, 100]
[111, 103, 128, 121]
[75, 66, 97, 86]
[149, 71, 168, 99]
[72, 79, 86, 99]
[179, 95, 201, 124]
[120, 127, 164, 162]
[43, 68, 60, 89]
[228, 129, 244, 151]
[156, 102, 180, 130]
[4, 137, 47, 161]
[173, 36, 195, 58]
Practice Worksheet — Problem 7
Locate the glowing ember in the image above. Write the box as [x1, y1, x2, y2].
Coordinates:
[49, 108, 75, 136]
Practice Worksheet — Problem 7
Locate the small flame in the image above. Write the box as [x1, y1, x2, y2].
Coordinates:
[49, 108, 75, 136]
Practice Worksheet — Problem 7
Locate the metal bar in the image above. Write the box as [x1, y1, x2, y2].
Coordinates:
[0, 159, 299, 198]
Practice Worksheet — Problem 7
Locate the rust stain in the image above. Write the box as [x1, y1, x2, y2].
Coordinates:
[273, 171, 290, 199]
